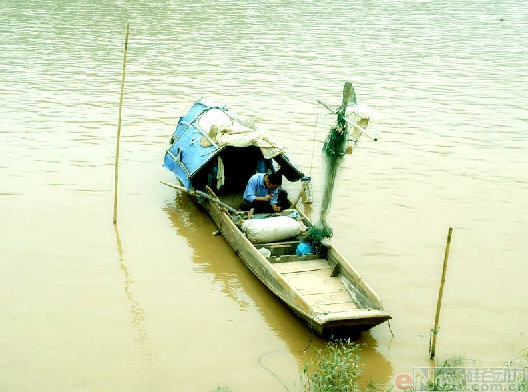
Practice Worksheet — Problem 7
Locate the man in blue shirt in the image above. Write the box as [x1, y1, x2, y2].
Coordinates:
[242, 172, 283, 213]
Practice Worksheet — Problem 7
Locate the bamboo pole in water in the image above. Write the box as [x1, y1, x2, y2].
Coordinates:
[429, 227, 453, 360]
[160, 181, 243, 215]
[113, 24, 130, 224]
[319, 82, 352, 226]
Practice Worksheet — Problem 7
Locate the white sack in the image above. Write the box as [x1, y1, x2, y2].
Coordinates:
[242, 216, 302, 243]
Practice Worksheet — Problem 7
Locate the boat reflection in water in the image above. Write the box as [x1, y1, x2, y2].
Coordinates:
[162, 193, 392, 385]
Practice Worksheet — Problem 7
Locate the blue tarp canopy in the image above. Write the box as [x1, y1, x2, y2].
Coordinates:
[163, 99, 304, 189]
[163, 101, 223, 189]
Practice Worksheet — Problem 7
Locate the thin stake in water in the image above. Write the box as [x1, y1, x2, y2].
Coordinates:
[319, 82, 352, 227]
[113, 24, 130, 224]
[429, 227, 454, 360]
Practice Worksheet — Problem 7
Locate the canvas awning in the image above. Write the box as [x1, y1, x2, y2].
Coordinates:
[163, 99, 304, 189]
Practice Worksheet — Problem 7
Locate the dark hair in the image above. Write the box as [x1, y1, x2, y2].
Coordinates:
[267, 172, 282, 186]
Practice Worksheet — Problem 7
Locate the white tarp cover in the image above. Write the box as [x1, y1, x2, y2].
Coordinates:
[198, 108, 283, 159]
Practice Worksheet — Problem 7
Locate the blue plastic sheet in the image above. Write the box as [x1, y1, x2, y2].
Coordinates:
[163, 100, 224, 189]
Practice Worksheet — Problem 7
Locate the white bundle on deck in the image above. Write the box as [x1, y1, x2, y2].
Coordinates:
[242, 216, 302, 243]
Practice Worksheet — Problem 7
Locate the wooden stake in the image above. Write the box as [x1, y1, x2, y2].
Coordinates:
[337, 82, 352, 129]
[292, 181, 309, 207]
[429, 227, 453, 359]
[113, 24, 130, 224]
[160, 181, 243, 215]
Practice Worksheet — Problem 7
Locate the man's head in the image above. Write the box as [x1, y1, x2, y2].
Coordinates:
[265, 172, 282, 190]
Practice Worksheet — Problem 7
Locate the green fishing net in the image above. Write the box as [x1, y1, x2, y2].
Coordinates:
[306, 225, 333, 245]
[317, 121, 349, 236]
[313, 85, 358, 248]
[322, 124, 348, 158]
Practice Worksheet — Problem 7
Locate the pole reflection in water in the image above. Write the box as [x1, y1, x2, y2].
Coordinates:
[113, 223, 153, 363]
[162, 192, 392, 385]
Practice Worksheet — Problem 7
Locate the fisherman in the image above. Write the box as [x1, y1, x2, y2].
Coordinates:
[242, 172, 286, 213]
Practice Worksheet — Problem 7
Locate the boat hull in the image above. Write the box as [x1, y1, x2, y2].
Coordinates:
[200, 197, 391, 337]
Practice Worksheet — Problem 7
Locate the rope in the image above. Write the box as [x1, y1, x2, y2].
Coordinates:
[301, 329, 314, 353]
[387, 319, 395, 337]
[309, 101, 320, 176]
[257, 349, 291, 392]
[302, 335, 313, 353]
[255, 332, 315, 392]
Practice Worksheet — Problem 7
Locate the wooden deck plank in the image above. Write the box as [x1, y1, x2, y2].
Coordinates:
[269, 254, 321, 263]
[300, 287, 348, 296]
[282, 269, 347, 300]
[312, 302, 358, 314]
[284, 268, 343, 286]
[302, 290, 354, 306]
[272, 259, 331, 274]
[258, 240, 300, 247]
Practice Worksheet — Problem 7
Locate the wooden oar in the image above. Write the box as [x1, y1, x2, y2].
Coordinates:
[160, 180, 243, 215]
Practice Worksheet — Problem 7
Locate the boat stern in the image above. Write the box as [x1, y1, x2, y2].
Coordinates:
[310, 309, 392, 337]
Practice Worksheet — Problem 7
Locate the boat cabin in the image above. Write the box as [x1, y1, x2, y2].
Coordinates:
[163, 98, 305, 209]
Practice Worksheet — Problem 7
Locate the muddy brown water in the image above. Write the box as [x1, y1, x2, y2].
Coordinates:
[1, 1, 527, 391]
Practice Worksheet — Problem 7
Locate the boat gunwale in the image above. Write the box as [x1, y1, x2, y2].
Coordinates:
[200, 195, 391, 331]
[201, 197, 313, 318]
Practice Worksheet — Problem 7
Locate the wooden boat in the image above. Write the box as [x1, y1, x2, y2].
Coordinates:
[162, 97, 390, 337]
